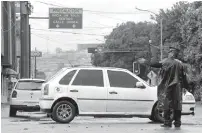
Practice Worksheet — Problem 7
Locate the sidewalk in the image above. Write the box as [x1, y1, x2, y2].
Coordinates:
[1, 103, 10, 118]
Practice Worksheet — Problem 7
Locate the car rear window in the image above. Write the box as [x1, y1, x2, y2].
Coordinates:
[45, 68, 68, 82]
[16, 80, 44, 90]
[59, 70, 77, 85]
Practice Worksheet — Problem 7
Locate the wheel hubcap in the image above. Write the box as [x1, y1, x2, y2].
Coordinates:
[157, 108, 174, 120]
[57, 104, 72, 120]
[158, 109, 164, 118]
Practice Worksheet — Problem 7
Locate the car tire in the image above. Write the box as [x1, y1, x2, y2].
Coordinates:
[153, 104, 174, 123]
[149, 114, 157, 122]
[9, 106, 17, 117]
[52, 101, 76, 123]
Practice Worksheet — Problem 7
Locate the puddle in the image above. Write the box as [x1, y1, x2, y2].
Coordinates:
[10, 119, 31, 122]
[40, 122, 60, 125]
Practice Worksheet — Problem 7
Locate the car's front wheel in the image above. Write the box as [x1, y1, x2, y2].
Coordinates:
[9, 106, 17, 117]
[153, 104, 174, 123]
[52, 101, 76, 123]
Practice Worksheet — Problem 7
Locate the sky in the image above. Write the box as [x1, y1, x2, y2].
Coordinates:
[29, 0, 183, 53]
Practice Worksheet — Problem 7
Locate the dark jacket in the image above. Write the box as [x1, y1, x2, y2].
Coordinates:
[150, 58, 186, 110]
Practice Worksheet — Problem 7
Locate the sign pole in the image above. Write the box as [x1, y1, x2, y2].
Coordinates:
[35, 48, 37, 78]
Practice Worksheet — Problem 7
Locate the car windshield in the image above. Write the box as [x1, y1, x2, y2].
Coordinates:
[16, 80, 44, 90]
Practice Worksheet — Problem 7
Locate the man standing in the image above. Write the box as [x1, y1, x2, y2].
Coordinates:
[138, 45, 186, 128]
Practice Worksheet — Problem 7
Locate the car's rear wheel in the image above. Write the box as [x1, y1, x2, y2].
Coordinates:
[9, 106, 17, 117]
[52, 101, 76, 123]
[153, 104, 174, 123]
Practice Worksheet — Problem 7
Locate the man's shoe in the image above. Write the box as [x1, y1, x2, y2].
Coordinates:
[174, 124, 181, 128]
[174, 121, 181, 128]
[161, 124, 172, 128]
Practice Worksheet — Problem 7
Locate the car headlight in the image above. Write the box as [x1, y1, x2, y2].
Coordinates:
[185, 95, 195, 101]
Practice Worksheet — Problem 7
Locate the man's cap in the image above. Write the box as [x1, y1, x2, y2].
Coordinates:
[169, 46, 180, 51]
[168, 42, 181, 52]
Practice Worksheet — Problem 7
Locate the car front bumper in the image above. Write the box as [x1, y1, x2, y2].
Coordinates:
[157, 102, 195, 115]
[182, 102, 195, 115]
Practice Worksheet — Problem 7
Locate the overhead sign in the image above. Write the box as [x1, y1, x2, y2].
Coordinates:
[31, 51, 42, 57]
[49, 8, 83, 29]
[147, 71, 157, 79]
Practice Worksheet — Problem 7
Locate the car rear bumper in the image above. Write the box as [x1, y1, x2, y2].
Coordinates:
[39, 98, 54, 113]
[10, 99, 39, 110]
[11, 105, 40, 112]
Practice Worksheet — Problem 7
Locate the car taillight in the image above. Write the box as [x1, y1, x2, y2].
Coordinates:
[12, 91, 17, 98]
[44, 84, 49, 95]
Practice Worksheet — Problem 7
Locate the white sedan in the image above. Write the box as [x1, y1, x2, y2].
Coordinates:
[39, 67, 195, 123]
[10, 78, 45, 117]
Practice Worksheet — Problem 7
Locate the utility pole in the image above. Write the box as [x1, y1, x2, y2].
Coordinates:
[135, 7, 163, 60]
[20, 1, 32, 78]
[160, 19, 163, 60]
[29, 24, 31, 77]
[11, 2, 16, 71]
[148, 40, 152, 85]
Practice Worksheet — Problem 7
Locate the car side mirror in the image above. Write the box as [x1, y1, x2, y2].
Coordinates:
[136, 82, 146, 89]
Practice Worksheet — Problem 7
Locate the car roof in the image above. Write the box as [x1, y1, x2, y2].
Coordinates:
[65, 66, 127, 71]
[19, 78, 45, 82]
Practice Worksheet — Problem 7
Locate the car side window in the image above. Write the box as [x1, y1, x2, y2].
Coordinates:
[72, 69, 104, 87]
[107, 70, 138, 88]
[59, 70, 77, 85]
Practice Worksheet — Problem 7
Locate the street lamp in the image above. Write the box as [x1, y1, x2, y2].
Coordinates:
[135, 7, 163, 60]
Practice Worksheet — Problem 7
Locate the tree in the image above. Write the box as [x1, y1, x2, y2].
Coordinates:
[91, 22, 154, 72]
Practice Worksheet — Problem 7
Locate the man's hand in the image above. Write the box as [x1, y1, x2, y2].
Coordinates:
[137, 58, 148, 64]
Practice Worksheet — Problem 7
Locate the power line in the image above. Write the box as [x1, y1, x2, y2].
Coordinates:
[32, 33, 73, 45]
[32, 32, 74, 66]
[31, 28, 106, 36]
[30, 18, 115, 29]
[35, 1, 149, 15]
[89, 20, 113, 27]
[30, 22, 113, 31]
[30, 20, 114, 29]
[35, 1, 62, 7]
[91, 13, 128, 21]
[32, 33, 103, 45]
[31, 32, 104, 42]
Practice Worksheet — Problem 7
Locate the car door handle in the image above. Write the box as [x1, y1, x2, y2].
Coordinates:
[70, 89, 78, 92]
[109, 91, 118, 94]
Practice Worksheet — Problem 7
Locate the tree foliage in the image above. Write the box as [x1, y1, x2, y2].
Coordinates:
[91, 22, 154, 73]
